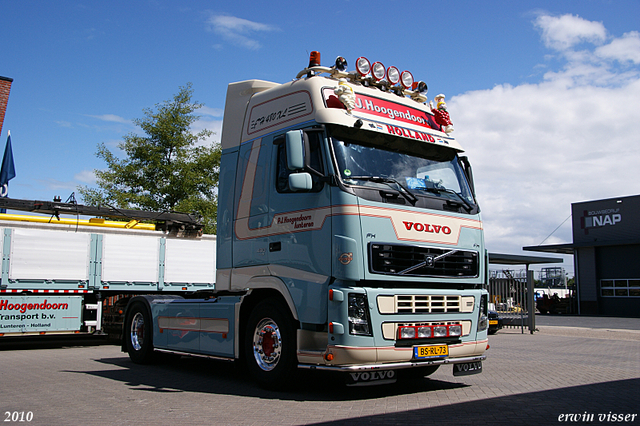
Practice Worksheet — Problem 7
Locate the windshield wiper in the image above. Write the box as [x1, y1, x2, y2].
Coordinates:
[347, 176, 418, 204]
[426, 186, 473, 212]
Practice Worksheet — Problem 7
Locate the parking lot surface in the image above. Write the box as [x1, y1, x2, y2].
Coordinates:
[1, 319, 639, 426]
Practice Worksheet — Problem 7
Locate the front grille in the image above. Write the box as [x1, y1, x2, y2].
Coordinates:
[369, 243, 479, 278]
[397, 295, 461, 313]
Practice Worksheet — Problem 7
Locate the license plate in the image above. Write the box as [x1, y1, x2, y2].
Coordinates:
[414, 344, 448, 359]
[453, 361, 483, 376]
[489, 320, 498, 325]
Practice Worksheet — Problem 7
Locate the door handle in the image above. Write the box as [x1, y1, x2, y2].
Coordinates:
[269, 242, 281, 252]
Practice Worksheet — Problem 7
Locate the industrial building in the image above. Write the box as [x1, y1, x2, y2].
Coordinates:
[525, 195, 640, 317]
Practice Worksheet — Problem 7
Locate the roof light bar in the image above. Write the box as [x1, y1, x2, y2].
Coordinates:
[296, 53, 429, 104]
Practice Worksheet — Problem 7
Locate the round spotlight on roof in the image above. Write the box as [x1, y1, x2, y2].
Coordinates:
[355, 57, 370, 76]
[371, 62, 386, 81]
[400, 70, 414, 89]
[387, 66, 400, 85]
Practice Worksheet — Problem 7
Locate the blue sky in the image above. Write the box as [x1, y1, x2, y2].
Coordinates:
[2, 0, 640, 275]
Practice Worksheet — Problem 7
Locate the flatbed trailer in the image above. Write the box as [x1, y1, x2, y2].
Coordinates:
[0, 200, 211, 338]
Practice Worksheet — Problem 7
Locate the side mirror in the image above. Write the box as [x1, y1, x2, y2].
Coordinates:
[285, 130, 306, 170]
[289, 172, 313, 191]
[459, 156, 476, 196]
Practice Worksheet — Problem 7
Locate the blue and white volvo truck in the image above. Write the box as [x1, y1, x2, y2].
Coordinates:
[0, 52, 487, 387]
[120, 52, 489, 386]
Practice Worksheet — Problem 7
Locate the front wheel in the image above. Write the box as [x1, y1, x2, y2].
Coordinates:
[125, 302, 155, 364]
[244, 298, 297, 388]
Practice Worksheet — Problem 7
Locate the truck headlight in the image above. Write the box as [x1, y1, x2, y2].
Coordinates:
[400, 327, 416, 339]
[417, 326, 431, 338]
[348, 293, 372, 336]
[449, 325, 462, 337]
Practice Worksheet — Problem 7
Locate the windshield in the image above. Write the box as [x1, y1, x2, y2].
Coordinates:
[331, 138, 476, 210]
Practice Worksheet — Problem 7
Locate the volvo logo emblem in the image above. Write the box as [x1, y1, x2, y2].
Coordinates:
[425, 255, 435, 268]
[398, 250, 457, 275]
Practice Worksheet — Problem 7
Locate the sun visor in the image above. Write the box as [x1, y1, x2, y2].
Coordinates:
[326, 124, 458, 162]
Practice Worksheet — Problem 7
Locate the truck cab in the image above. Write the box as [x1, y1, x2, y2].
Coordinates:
[125, 52, 488, 387]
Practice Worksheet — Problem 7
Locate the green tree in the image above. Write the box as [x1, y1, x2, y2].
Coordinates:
[79, 83, 221, 233]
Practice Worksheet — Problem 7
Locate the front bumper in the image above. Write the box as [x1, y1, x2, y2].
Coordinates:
[297, 337, 488, 371]
[298, 354, 486, 372]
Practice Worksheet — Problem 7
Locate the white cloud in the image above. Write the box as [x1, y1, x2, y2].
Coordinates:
[191, 106, 223, 146]
[450, 14, 640, 274]
[206, 14, 278, 50]
[534, 13, 606, 51]
[192, 117, 222, 147]
[596, 31, 640, 64]
[198, 106, 224, 117]
[74, 170, 96, 184]
[37, 178, 77, 192]
[88, 114, 131, 124]
[533, 13, 639, 88]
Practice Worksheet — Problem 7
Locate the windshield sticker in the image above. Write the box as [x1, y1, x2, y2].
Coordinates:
[405, 177, 426, 190]
[343, 169, 352, 177]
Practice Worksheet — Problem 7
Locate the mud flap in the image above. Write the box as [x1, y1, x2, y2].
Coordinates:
[453, 361, 483, 376]
[346, 370, 397, 386]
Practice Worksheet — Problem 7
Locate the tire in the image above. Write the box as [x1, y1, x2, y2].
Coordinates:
[125, 302, 156, 364]
[244, 298, 297, 389]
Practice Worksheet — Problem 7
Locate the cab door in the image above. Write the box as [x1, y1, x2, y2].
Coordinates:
[266, 129, 332, 324]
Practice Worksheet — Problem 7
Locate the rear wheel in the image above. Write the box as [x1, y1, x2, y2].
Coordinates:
[125, 302, 155, 364]
[244, 298, 297, 388]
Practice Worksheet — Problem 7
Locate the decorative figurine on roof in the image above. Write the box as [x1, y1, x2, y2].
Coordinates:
[334, 79, 356, 113]
[430, 93, 454, 134]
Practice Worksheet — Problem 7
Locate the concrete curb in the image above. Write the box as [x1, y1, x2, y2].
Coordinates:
[536, 325, 640, 341]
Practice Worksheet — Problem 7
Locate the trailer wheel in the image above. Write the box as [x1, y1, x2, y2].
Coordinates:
[125, 302, 155, 364]
[244, 298, 297, 388]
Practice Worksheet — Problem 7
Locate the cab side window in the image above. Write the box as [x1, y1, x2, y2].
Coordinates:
[276, 131, 325, 193]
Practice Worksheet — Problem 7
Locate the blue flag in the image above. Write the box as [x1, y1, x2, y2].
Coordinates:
[0, 133, 16, 203]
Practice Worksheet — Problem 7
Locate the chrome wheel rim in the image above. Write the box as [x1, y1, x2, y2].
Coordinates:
[252, 318, 282, 371]
[130, 312, 144, 351]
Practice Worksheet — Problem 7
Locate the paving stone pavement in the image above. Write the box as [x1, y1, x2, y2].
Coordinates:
[1, 325, 638, 426]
